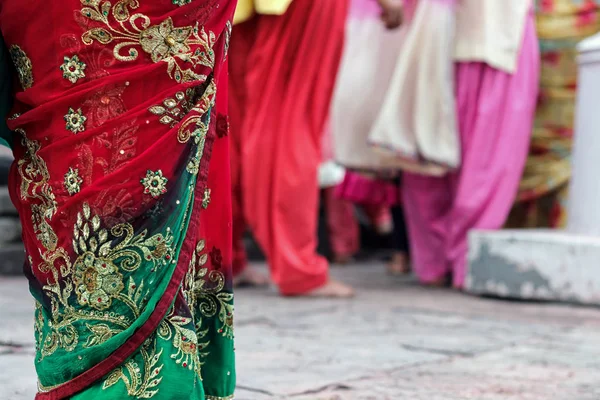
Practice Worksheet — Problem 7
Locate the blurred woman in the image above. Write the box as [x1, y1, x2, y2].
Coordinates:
[379, 0, 540, 288]
[229, 0, 402, 296]
[0, 1, 236, 398]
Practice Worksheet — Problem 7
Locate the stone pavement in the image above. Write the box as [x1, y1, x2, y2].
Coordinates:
[1, 263, 600, 400]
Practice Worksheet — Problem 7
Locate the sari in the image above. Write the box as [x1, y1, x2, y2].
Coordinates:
[0, 1, 236, 399]
[507, 0, 600, 229]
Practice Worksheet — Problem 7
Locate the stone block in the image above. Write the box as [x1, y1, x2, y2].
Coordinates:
[0, 243, 25, 275]
[0, 217, 21, 244]
[466, 229, 600, 305]
[0, 187, 17, 216]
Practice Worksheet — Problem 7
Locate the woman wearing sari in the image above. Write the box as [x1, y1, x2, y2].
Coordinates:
[0, 0, 235, 399]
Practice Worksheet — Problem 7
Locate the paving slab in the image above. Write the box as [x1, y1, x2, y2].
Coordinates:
[1, 263, 600, 399]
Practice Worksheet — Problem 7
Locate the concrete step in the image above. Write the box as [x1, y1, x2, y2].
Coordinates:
[466, 229, 600, 306]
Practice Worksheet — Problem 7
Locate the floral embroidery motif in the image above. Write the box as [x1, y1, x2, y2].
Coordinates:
[172, 0, 192, 5]
[83, 85, 127, 127]
[141, 170, 168, 198]
[36, 201, 175, 359]
[140, 18, 192, 62]
[80, 1, 218, 82]
[169, 240, 234, 381]
[9, 45, 34, 90]
[148, 87, 200, 127]
[188, 241, 234, 339]
[60, 55, 87, 83]
[64, 167, 83, 196]
[65, 108, 87, 133]
[102, 336, 164, 398]
[202, 188, 211, 209]
[73, 251, 125, 310]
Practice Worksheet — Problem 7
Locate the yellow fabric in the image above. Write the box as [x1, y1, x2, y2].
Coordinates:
[233, 0, 293, 24]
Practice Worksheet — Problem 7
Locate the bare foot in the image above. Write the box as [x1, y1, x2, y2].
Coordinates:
[387, 252, 410, 276]
[304, 279, 355, 298]
[233, 265, 270, 288]
[333, 254, 353, 265]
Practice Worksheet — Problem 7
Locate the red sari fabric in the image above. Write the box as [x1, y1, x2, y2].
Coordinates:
[0, 1, 236, 398]
[229, 0, 349, 294]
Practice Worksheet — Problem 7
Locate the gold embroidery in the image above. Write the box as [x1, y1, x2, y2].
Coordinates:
[9, 45, 34, 89]
[80, 0, 217, 82]
[149, 88, 200, 127]
[64, 167, 83, 196]
[158, 314, 201, 372]
[189, 241, 234, 340]
[34, 201, 175, 359]
[178, 79, 216, 144]
[103, 336, 164, 398]
[141, 170, 168, 198]
[65, 108, 87, 133]
[140, 18, 192, 62]
[60, 55, 87, 83]
[16, 130, 58, 250]
[223, 21, 232, 60]
[202, 188, 211, 209]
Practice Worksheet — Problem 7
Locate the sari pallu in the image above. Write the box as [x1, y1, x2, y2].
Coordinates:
[0, 0, 236, 399]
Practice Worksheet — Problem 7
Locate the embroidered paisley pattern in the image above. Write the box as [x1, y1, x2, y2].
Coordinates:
[9, 45, 34, 89]
[80, 0, 218, 82]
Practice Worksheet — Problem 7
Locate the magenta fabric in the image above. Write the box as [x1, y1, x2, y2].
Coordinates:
[336, 171, 400, 206]
[349, 0, 381, 19]
[402, 12, 540, 288]
[324, 187, 360, 258]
